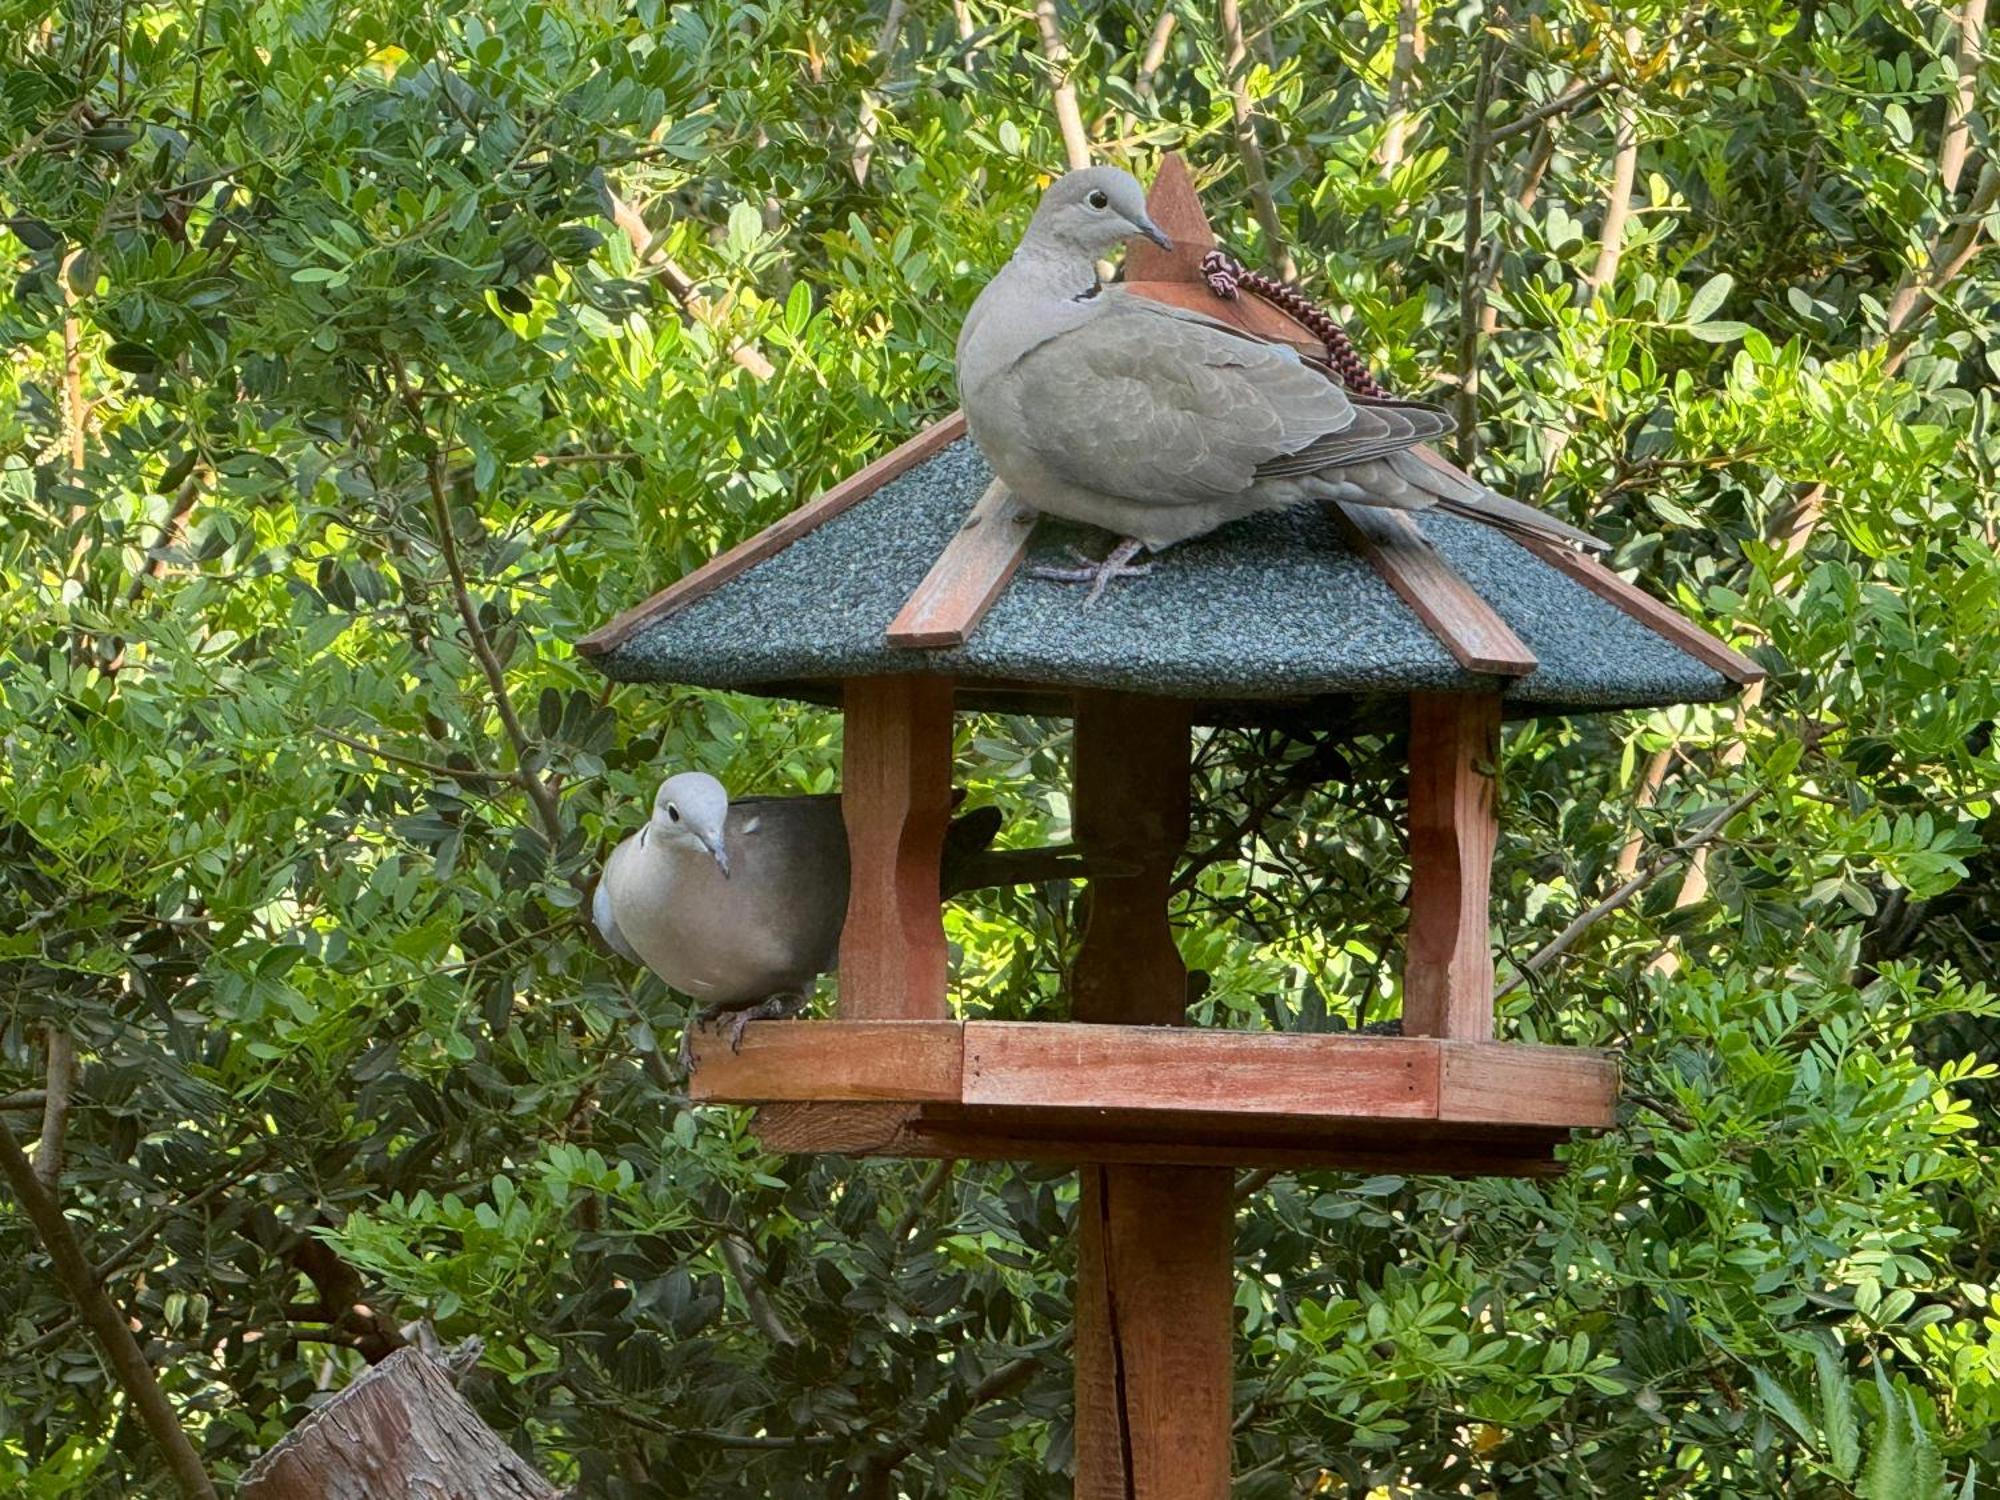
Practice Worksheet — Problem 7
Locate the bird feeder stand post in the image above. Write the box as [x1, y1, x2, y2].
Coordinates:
[1403, 691, 1503, 1041]
[836, 673, 957, 1021]
[1070, 692, 1232, 1499]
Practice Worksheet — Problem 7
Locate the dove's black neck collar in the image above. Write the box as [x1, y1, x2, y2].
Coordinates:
[1072, 279, 1103, 303]
[1009, 243, 1106, 304]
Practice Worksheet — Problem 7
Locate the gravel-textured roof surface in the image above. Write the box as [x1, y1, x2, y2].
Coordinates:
[592, 439, 1734, 722]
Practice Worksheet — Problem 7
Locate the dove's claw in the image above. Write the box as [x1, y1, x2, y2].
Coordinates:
[1028, 536, 1151, 605]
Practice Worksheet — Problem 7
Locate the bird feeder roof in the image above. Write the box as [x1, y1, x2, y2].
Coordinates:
[579, 159, 1759, 726]
[577, 424, 1757, 727]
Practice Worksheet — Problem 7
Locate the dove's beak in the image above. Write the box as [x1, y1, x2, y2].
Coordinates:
[1134, 216, 1172, 251]
[703, 836, 731, 879]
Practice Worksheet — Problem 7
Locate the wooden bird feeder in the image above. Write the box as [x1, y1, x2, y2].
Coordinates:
[577, 158, 1761, 1497]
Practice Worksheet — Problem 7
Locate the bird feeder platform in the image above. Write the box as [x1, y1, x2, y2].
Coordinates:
[579, 157, 1761, 1499]
[687, 1021, 1613, 1176]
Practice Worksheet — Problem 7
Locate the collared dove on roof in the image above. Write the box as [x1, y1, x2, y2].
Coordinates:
[596, 773, 1004, 1071]
[956, 166, 1605, 601]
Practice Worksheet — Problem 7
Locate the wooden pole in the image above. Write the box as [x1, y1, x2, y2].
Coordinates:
[838, 674, 957, 1019]
[1070, 692, 1231, 1500]
[1403, 691, 1502, 1039]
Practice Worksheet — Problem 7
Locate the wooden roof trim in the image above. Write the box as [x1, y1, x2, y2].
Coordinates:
[1508, 532, 1767, 687]
[886, 480, 1039, 649]
[575, 409, 968, 658]
[1329, 501, 1540, 677]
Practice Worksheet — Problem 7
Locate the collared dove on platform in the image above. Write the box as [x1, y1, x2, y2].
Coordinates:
[596, 773, 1004, 1072]
[956, 166, 1606, 601]
[595, 772, 849, 1072]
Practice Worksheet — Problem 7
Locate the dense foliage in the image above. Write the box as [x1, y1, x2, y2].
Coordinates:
[3, 0, 1998, 1493]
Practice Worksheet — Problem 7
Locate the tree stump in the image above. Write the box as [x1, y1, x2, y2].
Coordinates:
[238, 1348, 559, 1500]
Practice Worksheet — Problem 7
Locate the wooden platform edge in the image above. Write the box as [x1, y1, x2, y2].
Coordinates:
[697, 1022, 1620, 1133]
[576, 410, 969, 658]
[689, 1019, 964, 1103]
[1437, 1042, 1618, 1129]
[1330, 501, 1540, 677]
[886, 480, 1039, 649]
[1508, 532, 1767, 687]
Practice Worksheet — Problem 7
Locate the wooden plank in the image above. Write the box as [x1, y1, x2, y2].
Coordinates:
[1076, 1165, 1233, 1500]
[1067, 691, 1231, 1500]
[837, 675, 958, 1019]
[1123, 152, 1217, 285]
[885, 480, 1038, 649]
[964, 1023, 1437, 1118]
[751, 1101, 922, 1155]
[575, 410, 968, 657]
[747, 1101, 1579, 1176]
[1072, 692, 1191, 1026]
[1508, 531, 1766, 686]
[1122, 278, 1326, 358]
[1404, 692, 1502, 1040]
[1331, 502, 1539, 677]
[687, 1020, 963, 1104]
[1439, 1042, 1618, 1129]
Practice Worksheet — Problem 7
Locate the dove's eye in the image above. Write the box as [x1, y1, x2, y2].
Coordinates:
[666, 804, 681, 823]
[1086, 190, 1109, 209]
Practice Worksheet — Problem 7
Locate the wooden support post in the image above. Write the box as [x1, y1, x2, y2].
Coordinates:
[1404, 691, 1502, 1039]
[838, 674, 957, 1019]
[1070, 692, 1231, 1500]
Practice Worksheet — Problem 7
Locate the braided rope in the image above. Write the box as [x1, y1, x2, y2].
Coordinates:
[1199, 250, 1390, 399]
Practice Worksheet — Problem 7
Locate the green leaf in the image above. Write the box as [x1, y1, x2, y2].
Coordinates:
[1686, 273, 1734, 324]
[1687, 320, 1750, 343]
[1752, 1368, 1816, 1445]
[1819, 1343, 1860, 1480]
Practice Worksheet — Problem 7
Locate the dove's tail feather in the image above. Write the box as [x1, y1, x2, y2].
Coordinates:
[1382, 448, 1610, 552]
[1431, 491, 1609, 552]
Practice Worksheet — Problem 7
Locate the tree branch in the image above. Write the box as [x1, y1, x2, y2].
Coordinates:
[604, 189, 775, 381]
[33, 1026, 76, 1191]
[1496, 785, 1766, 998]
[0, 1123, 219, 1500]
[1453, 21, 1504, 462]
[1489, 76, 1605, 143]
[395, 376, 566, 850]
[719, 1234, 801, 1347]
[1136, 1, 1178, 99]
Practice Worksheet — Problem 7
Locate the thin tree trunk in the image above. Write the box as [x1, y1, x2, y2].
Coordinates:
[0, 1124, 219, 1500]
[1137, 1, 1178, 99]
[1219, 0, 1296, 278]
[1481, 121, 1557, 337]
[852, 0, 910, 185]
[1940, 0, 1988, 196]
[1033, 0, 1093, 169]
[34, 1028, 76, 1191]
[1379, 0, 1426, 168]
[1582, 30, 1641, 305]
[1453, 23, 1503, 463]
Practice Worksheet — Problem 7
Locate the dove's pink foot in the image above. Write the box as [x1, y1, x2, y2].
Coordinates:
[679, 990, 810, 1075]
[1029, 536, 1151, 605]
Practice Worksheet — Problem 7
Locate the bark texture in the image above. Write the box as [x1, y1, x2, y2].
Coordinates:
[239, 1348, 560, 1500]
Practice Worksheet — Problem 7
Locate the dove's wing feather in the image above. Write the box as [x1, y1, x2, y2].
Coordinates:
[725, 797, 850, 979]
[592, 845, 643, 964]
[1009, 299, 1366, 508]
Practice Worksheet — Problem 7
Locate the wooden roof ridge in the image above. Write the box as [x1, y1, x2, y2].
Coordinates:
[574, 409, 968, 658]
